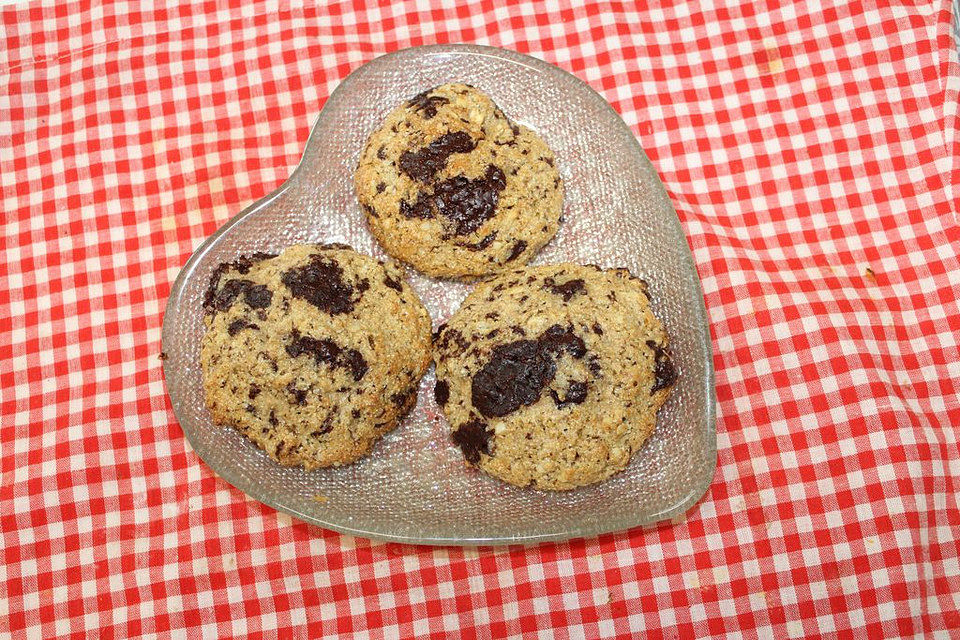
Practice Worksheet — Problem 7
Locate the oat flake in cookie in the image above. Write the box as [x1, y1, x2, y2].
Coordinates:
[355, 83, 564, 279]
[433, 264, 677, 490]
[200, 244, 433, 469]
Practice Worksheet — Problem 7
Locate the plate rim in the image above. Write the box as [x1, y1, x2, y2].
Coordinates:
[161, 43, 717, 546]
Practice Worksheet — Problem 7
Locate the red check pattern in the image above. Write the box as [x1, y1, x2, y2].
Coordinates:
[3, 1, 959, 637]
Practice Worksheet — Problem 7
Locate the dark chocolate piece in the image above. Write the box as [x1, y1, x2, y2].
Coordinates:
[398, 132, 476, 183]
[398, 165, 506, 237]
[451, 419, 492, 465]
[544, 277, 585, 301]
[459, 231, 497, 251]
[383, 275, 403, 292]
[549, 381, 588, 409]
[434, 379, 450, 406]
[286, 330, 368, 381]
[505, 240, 527, 262]
[647, 341, 678, 393]
[287, 382, 308, 405]
[407, 88, 449, 118]
[281, 255, 363, 315]
[471, 324, 586, 418]
[202, 253, 277, 310]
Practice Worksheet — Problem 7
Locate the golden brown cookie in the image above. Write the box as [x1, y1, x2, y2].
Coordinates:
[433, 264, 677, 489]
[200, 244, 432, 469]
[355, 83, 563, 279]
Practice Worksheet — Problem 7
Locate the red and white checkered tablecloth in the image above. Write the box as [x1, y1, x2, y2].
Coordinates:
[2, 0, 959, 637]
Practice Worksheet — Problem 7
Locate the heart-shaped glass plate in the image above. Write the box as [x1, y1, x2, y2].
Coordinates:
[162, 44, 716, 545]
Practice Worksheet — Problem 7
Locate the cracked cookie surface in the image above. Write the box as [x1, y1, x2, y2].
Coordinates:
[433, 263, 677, 490]
[200, 244, 433, 469]
[355, 83, 563, 279]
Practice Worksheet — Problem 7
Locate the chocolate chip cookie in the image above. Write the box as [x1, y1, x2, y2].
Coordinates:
[200, 244, 433, 469]
[355, 83, 564, 279]
[433, 264, 677, 490]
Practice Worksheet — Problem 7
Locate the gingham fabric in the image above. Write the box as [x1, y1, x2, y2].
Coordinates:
[2, 1, 959, 637]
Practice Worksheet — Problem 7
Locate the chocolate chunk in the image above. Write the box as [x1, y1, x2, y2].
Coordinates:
[435, 327, 468, 354]
[540, 324, 586, 358]
[287, 382, 308, 405]
[383, 275, 403, 292]
[246, 404, 256, 414]
[202, 254, 277, 310]
[471, 325, 586, 418]
[399, 165, 506, 237]
[451, 419, 492, 465]
[248, 384, 261, 400]
[268, 410, 278, 426]
[437, 165, 505, 236]
[472, 339, 556, 418]
[407, 89, 450, 118]
[434, 379, 450, 406]
[158, 352, 168, 360]
[398, 132, 476, 183]
[377, 146, 386, 160]
[311, 416, 335, 438]
[286, 331, 368, 381]
[390, 391, 410, 408]
[544, 277, 585, 301]
[542, 156, 554, 166]
[244, 284, 272, 309]
[376, 182, 386, 194]
[485, 312, 500, 320]
[647, 340, 678, 393]
[207, 278, 272, 314]
[505, 240, 527, 262]
[549, 381, 588, 409]
[399, 197, 433, 220]
[206, 279, 248, 312]
[228, 319, 255, 336]
[459, 231, 497, 251]
[315, 242, 352, 251]
[281, 255, 359, 315]
[592, 323, 603, 335]
[351, 409, 361, 419]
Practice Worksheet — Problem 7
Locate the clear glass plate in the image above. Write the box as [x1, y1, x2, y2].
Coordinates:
[161, 44, 716, 545]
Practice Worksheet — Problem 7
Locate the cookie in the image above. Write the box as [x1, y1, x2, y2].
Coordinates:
[354, 83, 564, 279]
[433, 264, 677, 490]
[200, 244, 433, 469]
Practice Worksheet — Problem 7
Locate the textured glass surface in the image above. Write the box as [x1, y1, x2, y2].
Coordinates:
[161, 45, 716, 545]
